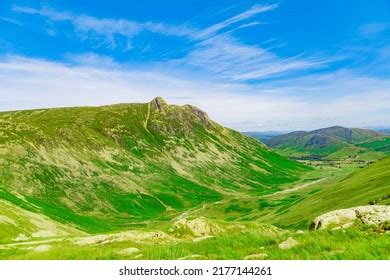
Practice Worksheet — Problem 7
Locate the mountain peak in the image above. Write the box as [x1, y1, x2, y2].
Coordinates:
[150, 97, 167, 110]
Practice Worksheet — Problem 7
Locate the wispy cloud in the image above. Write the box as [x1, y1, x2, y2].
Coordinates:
[193, 4, 278, 39]
[0, 16, 23, 26]
[0, 55, 388, 131]
[170, 35, 338, 81]
[13, 5, 195, 49]
[13, 3, 335, 82]
[359, 22, 390, 38]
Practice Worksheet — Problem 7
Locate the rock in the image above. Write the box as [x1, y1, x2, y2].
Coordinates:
[278, 237, 298, 250]
[33, 245, 52, 252]
[74, 230, 172, 246]
[244, 253, 268, 260]
[310, 205, 390, 230]
[118, 247, 140, 255]
[14, 234, 29, 241]
[179, 254, 203, 260]
[184, 105, 210, 125]
[150, 97, 167, 111]
[174, 217, 222, 237]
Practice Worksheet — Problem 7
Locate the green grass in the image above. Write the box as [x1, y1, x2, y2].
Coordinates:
[1, 223, 388, 260]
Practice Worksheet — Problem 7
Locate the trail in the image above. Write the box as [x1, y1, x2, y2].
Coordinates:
[261, 178, 326, 198]
[0, 237, 65, 249]
[143, 102, 151, 133]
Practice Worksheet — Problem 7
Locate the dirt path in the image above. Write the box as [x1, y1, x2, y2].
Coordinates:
[261, 178, 326, 198]
[0, 237, 65, 248]
[143, 102, 151, 133]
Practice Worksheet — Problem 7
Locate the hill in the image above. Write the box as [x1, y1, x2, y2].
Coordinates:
[264, 126, 388, 160]
[260, 157, 390, 227]
[0, 97, 308, 239]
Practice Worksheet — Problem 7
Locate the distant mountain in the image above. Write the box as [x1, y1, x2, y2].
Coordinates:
[375, 128, 390, 135]
[0, 97, 308, 238]
[242, 131, 286, 142]
[265, 126, 388, 159]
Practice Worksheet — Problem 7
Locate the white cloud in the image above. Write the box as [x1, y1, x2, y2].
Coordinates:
[193, 4, 278, 39]
[0, 55, 388, 131]
[13, 5, 195, 49]
[0, 16, 23, 26]
[359, 22, 390, 38]
[13, 4, 336, 82]
[170, 34, 339, 82]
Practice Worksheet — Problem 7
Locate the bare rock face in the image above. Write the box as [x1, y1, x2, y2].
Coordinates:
[150, 97, 167, 111]
[184, 105, 210, 125]
[310, 205, 390, 230]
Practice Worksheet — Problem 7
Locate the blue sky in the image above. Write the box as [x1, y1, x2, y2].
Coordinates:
[0, 0, 389, 131]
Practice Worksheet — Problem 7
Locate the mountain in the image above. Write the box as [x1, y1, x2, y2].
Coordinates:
[375, 128, 390, 135]
[0, 97, 309, 239]
[242, 131, 286, 142]
[265, 126, 388, 160]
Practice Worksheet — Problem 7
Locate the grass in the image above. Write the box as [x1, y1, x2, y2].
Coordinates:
[1, 223, 388, 260]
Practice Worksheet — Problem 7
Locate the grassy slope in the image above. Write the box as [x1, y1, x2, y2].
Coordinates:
[0, 98, 308, 237]
[1, 219, 388, 260]
[259, 157, 390, 228]
[0, 200, 82, 244]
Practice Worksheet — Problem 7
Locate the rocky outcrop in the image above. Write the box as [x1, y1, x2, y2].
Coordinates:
[184, 105, 210, 125]
[150, 97, 167, 111]
[310, 205, 390, 230]
[174, 217, 222, 237]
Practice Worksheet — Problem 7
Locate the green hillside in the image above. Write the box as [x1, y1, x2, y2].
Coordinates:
[257, 157, 390, 228]
[264, 126, 388, 160]
[0, 98, 308, 236]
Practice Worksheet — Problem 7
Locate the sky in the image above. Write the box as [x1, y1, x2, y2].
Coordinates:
[0, 0, 389, 131]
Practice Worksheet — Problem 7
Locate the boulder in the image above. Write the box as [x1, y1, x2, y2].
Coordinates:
[310, 205, 390, 230]
[118, 247, 140, 255]
[278, 237, 298, 250]
[244, 253, 268, 260]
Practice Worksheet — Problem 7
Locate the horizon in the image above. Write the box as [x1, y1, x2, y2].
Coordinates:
[1, 0, 389, 130]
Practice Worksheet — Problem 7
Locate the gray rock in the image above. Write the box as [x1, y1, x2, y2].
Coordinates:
[310, 205, 390, 230]
[278, 237, 298, 250]
[244, 253, 268, 260]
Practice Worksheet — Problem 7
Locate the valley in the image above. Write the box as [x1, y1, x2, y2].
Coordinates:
[0, 98, 389, 260]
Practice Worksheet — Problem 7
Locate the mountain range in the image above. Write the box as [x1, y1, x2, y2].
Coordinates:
[0, 97, 308, 238]
[261, 126, 389, 160]
[0, 98, 388, 260]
